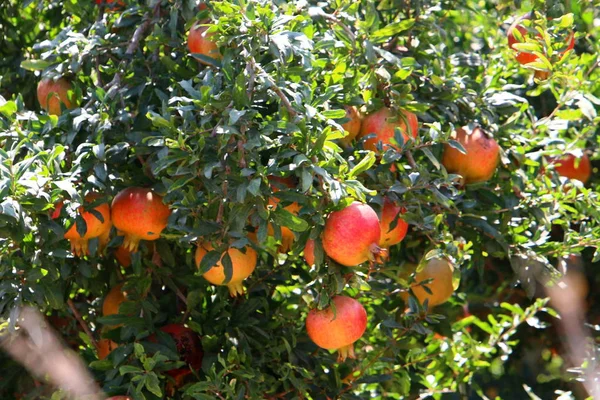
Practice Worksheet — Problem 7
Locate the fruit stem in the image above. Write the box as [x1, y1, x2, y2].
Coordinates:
[122, 233, 141, 252]
[368, 243, 384, 262]
[337, 344, 356, 362]
[227, 281, 245, 297]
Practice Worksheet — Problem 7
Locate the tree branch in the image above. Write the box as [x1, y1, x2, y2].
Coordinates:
[248, 57, 298, 118]
[67, 299, 98, 351]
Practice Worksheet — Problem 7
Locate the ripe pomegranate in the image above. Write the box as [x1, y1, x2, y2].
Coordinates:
[358, 107, 419, 152]
[111, 187, 171, 252]
[195, 242, 257, 297]
[159, 324, 203, 386]
[188, 23, 221, 64]
[441, 126, 500, 184]
[37, 77, 77, 116]
[400, 258, 455, 308]
[51, 194, 112, 257]
[507, 13, 575, 66]
[114, 245, 132, 267]
[267, 176, 301, 253]
[102, 284, 128, 317]
[304, 239, 315, 266]
[322, 202, 382, 266]
[549, 153, 592, 184]
[339, 106, 362, 146]
[97, 338, 118, 360]
[379, 198, 408, 248]
[306, 296, 367, 361]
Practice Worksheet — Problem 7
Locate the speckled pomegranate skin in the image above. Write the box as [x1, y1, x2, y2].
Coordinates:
[358, 107, 418, 152]
[306, 296, 367, 350]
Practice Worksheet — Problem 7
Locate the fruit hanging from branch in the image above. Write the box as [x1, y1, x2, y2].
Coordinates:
[97, 338, 118, 360]
[548, 153, 592, 184]
[111, 187, 171, 252]
[306, 295, 367, 361]
[358, 107, 419, 152]
[322, 202, 382, 267]
[159, 324, 203, 387]
[51, 194, 112, 257]
[102, 284, 128, 318]
[378, 198, 408, 248]
[400, 258, 456, 308]
[37, 77, 78, 116]
[441, 126, 500, 184]
[267, 176, 301, 253]
[195, 242, 258, 297]
[339, 106, 362, 146]
[303, 239, 315, 266]
[188, 22, 221, 64]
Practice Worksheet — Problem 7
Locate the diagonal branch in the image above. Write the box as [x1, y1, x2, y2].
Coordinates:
[248, 57, 298, 118]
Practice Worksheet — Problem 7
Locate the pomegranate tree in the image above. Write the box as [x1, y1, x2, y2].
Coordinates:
[322, 202, 382, 266]
[306, 296, 367, 361]
[195, 242, 257, 296]
[111, 187, 171, 252]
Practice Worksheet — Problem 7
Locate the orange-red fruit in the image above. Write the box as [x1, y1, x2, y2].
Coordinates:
[97, 338, 118, 360]
[52, 195, 112, 257]
[339, 106, 362, 146]
[114, 245, 132, 267]
[306, 296, 367, 361]
[358, 107, 419, 152]
[111, 187, 171, 252]
[442, 127, 500, 184]
[550, 154, 592, 184]
[160, 324, 203, 386]
[401, 258, 455, 308]
[102, 284, 127, 317]
[507, 13, 575, 65]
[304, 239, 315, 266]
[195, 243, 257, 297]
[37, 78, 77, 116]
[188, 23, 221, 64]
[322, 202, 381, 266]
[379, 199, 408, 248]
[267, 176, 301, 253]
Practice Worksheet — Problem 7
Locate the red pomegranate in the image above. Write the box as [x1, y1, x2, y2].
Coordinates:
[37, 77, 77, 116]
[339, 106, 362, 146]
[306, 296, 368, 361]
[188, 23, 221, 64]
[51, 194, 112, 257]
[549, 153, 592, 184]
[322, 202, 382, 266]
[111, 187, 171, 252]
[379, 198, 408, 248]
[507, 13, 575, 65]
[114, 245, 132, 267]
[195, 242, 257, 297]
[358, 107, 419, 152]
[304, 239, 315, 266]
[159, 324, 203, 386]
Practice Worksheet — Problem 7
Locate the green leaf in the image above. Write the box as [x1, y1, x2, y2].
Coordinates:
[272, 207, 309, 232]
[20, 59, 53, 71]
[349, 151, 376, 178]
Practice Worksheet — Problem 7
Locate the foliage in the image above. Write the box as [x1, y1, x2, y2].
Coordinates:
[1, 0, 600, 399]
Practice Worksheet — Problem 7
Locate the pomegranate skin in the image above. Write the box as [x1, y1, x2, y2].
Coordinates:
[322, 202, 381, 267]
[97, 338, 118, 360]
[442, 127, 500, 184]
[550, 154, 592, 184]
[37, 77, 77, 116]
[195, 242, 257, 297]
[53, 195, 112, 257]
[111, 187, 171, 252]
[102, 284, 127, 317]
[358, 107, 419, 152]
[306, 296, 367, 361]
[188, 23, 221, 64]
[339, 106, 362, 146]
[304, 239, 315, 266]
[379, 199, 408, 248]
[267, 176, 301, 253]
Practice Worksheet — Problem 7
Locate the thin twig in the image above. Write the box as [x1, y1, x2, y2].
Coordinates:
[67, 299, 98, 351]
[405, 150, 418, 169]
[248, 57, 298, 118]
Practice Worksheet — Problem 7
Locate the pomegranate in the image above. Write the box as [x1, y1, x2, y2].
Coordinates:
[37, 77, 77, 116]
[441, 127, 500, 184]
[507, 13, 575, 66]
[114, 245, 132, 267]
[549, 153, 592, 184]
[379, 198, 408, 248]
[339, 106, 362, 146]
[97, 338, 118, 360]
[111, 187, 171, 252]
[159, 324, 203, 386]
[102, 284, 127, 317]
[267, 176, 301, 253]
[322, 202, 382, 266]
[304, 239, 315, 266]
[195, 242, 257, 297]
[306, 296, 367, 361]
[400, 258, 455, 308]
[358, 107, 419, 152]
[51, 194, 112, 257]
[188, 23, 221, 64]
